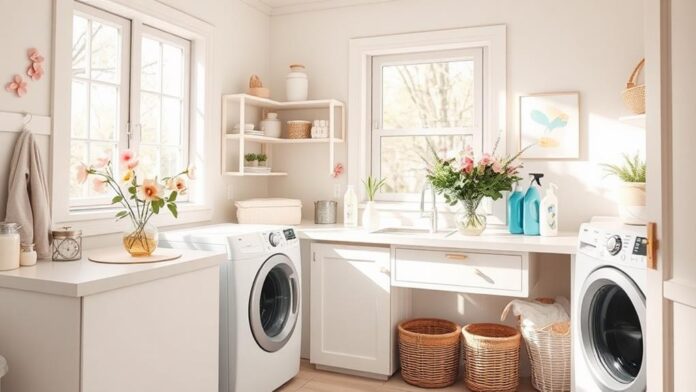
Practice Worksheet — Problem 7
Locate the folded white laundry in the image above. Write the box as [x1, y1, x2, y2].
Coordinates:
[501, 296, 570, 330]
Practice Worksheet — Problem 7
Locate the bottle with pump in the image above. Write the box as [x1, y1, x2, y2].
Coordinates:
[523, 173, 544, 236]
[540, 183, 559, 237]
[343, 185, 358, 227]
[507, 182, 524, 234]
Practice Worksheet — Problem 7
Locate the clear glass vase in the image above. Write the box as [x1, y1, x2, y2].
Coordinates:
[456, 198, 487, 236]
[123, 221, 158, 256]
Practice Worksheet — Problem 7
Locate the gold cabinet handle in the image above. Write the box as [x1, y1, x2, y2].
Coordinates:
[445, 253, 468, 261]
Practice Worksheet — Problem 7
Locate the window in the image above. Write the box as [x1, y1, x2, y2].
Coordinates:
[371, 48, 483, 201]
[69, 2, 190, 209]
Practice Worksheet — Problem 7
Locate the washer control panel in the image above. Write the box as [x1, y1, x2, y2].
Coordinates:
[578, 223, 647, 269]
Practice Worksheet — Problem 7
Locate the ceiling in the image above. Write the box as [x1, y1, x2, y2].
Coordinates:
[242, 0, 398, 15]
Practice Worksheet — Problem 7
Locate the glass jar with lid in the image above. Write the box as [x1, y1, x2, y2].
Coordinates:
[0, 222, 21, 271]
[51, 226, 83, 261]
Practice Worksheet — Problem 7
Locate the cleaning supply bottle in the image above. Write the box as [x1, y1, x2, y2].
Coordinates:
[540, 183, 559, 237]
[523, 173, 544, 236]
[507, 182, 524, 234]
[343, 185, 358, 227]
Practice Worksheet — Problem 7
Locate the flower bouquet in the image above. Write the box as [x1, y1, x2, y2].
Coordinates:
[426, 141, 525, 235]
[76, 150, 195, 256]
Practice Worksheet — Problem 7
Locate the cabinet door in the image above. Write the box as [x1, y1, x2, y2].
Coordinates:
[310, 243, 391, 375]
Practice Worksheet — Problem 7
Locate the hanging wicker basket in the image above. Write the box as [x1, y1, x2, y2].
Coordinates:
[622, 59, 646, 114]
[398, 318, 461, 388]
[462, 323, 521, 392]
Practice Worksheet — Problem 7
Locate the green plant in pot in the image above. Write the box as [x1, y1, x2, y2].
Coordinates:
[244, 153, 258, 167]
[601, 153, 646, 225]
[257, 153, 268, 167]
[361, 176, 386, 231]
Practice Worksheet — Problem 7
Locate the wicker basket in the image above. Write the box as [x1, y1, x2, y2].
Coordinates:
[287, 120, 311, 139]
[622, 58, 645, 114]
[462, 323, 521, 392]
[398, 318, 461, 388]
[518, 298, 571, 392]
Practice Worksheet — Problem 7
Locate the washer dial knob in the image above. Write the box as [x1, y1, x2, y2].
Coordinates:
[269, 232, 282, 247]
[606, 235, 622, 256]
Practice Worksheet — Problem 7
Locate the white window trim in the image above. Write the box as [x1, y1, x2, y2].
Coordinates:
[347, 25, 507, 224]
[52, 0, 215, 236]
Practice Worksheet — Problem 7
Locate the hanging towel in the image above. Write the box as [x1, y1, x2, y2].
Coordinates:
[501, 296, 570, 330]
[5, 131, 52, 259]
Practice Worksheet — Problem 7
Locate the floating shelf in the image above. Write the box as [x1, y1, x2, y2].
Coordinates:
[221, 94, 345, 177]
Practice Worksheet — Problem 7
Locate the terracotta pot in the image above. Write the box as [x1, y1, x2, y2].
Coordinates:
[617, 182, 646, 225]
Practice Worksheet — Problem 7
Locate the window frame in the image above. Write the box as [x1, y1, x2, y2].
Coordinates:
[52, 0, 214, 235]
[370, 48, 484, 202]
[347, 26, 507, 225]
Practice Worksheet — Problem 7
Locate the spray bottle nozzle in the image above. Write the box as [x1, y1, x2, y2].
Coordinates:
[529, 173, 544, 186]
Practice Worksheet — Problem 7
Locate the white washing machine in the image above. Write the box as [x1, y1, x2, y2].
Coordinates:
[573, 222, 647, 392]
[160, 224, 301, 392]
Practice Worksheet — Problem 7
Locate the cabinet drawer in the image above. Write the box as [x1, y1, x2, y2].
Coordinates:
[392, 248, 528, 296]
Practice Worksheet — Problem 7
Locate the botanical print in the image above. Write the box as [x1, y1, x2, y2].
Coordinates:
[520, 93, 580, 159]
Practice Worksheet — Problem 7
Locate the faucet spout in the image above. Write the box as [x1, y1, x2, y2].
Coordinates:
[420, 182, 438, 233]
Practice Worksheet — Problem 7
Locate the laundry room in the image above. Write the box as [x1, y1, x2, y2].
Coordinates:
[0, 0, 692, 391]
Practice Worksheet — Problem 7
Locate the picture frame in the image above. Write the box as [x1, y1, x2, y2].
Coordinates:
[519, 92, 580, 159]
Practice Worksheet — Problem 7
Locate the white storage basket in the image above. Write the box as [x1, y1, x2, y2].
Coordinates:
[235, 198, 302, 225]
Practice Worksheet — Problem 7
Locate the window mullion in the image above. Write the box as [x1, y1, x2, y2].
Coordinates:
[128, 19, 143, 152]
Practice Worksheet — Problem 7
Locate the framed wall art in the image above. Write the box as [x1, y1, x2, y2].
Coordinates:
[519, 92, 580, 159]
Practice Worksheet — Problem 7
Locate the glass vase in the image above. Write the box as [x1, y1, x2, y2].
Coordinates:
[123, 221, 158, 256]
[456, 198, 487, 236]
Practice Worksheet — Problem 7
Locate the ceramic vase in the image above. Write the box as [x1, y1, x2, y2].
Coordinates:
[260, 112, 282, 138]
[617, 182, 647, 225]
[361, 201, 381, 232]
[286, 64, 308, 101]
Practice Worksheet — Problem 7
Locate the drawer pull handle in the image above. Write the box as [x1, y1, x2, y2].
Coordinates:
[445, 253, 469, 260]
[474, 268, 495, 284]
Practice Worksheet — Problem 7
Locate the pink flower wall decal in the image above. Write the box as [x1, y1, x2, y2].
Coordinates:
[27, 62, 44, 81]
[332, 163, 344, 178]
[5, 75, 27, 97]
[28, 48, 44, 64]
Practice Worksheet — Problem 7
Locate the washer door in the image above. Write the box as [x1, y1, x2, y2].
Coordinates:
[580, 267, 646, 392]
[249, 254, 299, 352]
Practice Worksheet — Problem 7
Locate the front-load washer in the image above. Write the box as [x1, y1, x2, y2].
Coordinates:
[160, 224, 301, 392]
[573, 222, 647, 392]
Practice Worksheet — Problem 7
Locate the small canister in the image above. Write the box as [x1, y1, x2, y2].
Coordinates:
[51, 226, 83, 261]
[314, 200, 337, 224]
[20, 243, 37, 266]
[0, 222, 21, 271]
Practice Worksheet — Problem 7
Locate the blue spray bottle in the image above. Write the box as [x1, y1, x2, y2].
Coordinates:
[507, 182, 524, 234]
[523, 173, 544, 236]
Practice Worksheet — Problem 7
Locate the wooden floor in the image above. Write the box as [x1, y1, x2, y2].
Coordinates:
[276, 360, 536, 392]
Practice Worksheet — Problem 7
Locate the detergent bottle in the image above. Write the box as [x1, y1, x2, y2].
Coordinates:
[507, 182, 524, 234]
[540, 183, 559, 237]
[523, 173, 544, 236]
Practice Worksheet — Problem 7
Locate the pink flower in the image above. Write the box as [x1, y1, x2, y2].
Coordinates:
[462, 157, 474, 174]
[463, 145, 474, 158]
[478, 153, 494, 167]
[119, 149, 139, 169]
[139, 179, 162, 201]
[26, 62, 44, 81]
[5, 75, 27, 97]
[75, 163, 89, 184]
[28, 48, 44, 63]
[492, 161, 504, 174]
[332, 163, 344, 178]
[506, 160, 522, 174]
[92, 177, 108, 193]
[166, 176, 187, 194]
[93, 155, 111, 168]
[185, 164, 197, 180]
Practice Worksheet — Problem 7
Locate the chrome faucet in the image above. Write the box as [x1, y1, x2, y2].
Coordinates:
[420, 182, 438, 233]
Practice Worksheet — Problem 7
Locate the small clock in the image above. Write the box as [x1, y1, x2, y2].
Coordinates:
[51, 226, 82, 261]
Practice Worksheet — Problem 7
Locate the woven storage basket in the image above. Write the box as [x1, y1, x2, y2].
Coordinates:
[287, 121, 311, 139]
[518, 298, 571, 392]
[398, 318, 461, 388]
[462, 323, 521, 392]
[622, 58, 645, 114]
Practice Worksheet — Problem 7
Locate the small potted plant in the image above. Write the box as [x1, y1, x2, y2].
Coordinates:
[362, 176, 386, 231]
[257, 153, 268, 167]
[244, 153, 258, 167]
[601, 153, 646, 224]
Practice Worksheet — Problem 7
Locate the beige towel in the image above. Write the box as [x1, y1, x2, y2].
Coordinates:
[5, 131, 52, 259]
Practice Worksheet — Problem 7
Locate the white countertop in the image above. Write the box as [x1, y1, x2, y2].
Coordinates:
[295, 222, 578, 255]
[0, 247, 226, 297]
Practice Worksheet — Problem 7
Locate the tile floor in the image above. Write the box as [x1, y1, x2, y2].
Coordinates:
[276, 360, 535, 392]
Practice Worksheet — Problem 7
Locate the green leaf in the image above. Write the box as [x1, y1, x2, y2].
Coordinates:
[167, 203, 178, 218]
[152, 201, 160, 214]
[168, 191, 178, 202]
[114, 210, 129, 221]
[128, 186, 136, 195]
[111, 195, 123, 204]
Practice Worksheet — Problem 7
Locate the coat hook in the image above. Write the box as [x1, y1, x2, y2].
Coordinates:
[23, 113, 33, 125]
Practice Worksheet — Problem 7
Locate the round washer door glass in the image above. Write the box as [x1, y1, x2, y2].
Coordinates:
[249, 254, 299, 352]
[580, 267, 646, 391]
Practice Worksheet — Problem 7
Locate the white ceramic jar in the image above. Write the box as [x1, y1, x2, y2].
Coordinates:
[260, 112, 282, 138]
[286, 64, 308, 102]
[20, 243, 37, 266]
[0, 222, 21, 271]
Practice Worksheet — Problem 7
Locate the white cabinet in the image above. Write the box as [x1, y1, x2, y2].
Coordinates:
[310, 243, 409, 379]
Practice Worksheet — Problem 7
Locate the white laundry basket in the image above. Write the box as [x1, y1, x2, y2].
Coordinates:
[0, 355, 7, 391]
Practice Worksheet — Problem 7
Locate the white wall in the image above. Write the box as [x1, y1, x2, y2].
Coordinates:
[0, 0, 270, 241]
[267, 0, 645, 231]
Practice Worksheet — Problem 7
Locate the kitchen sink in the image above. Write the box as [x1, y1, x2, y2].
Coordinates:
[371, 227, 451, 235]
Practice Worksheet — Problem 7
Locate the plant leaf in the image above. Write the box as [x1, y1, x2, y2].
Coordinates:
[169, 191, 177, 202]
[152, 201, 160, 214]
[167, 203, 178, 218]
[111, 195, 123, 204]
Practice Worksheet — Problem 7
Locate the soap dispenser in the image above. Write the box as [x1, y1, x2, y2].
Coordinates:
[507, 182, 524, 234]
[540, 183, 559, 237]
[523, 173, 544, 236]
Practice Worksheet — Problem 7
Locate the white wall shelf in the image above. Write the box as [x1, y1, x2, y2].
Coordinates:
[221, 94, 345, 176]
